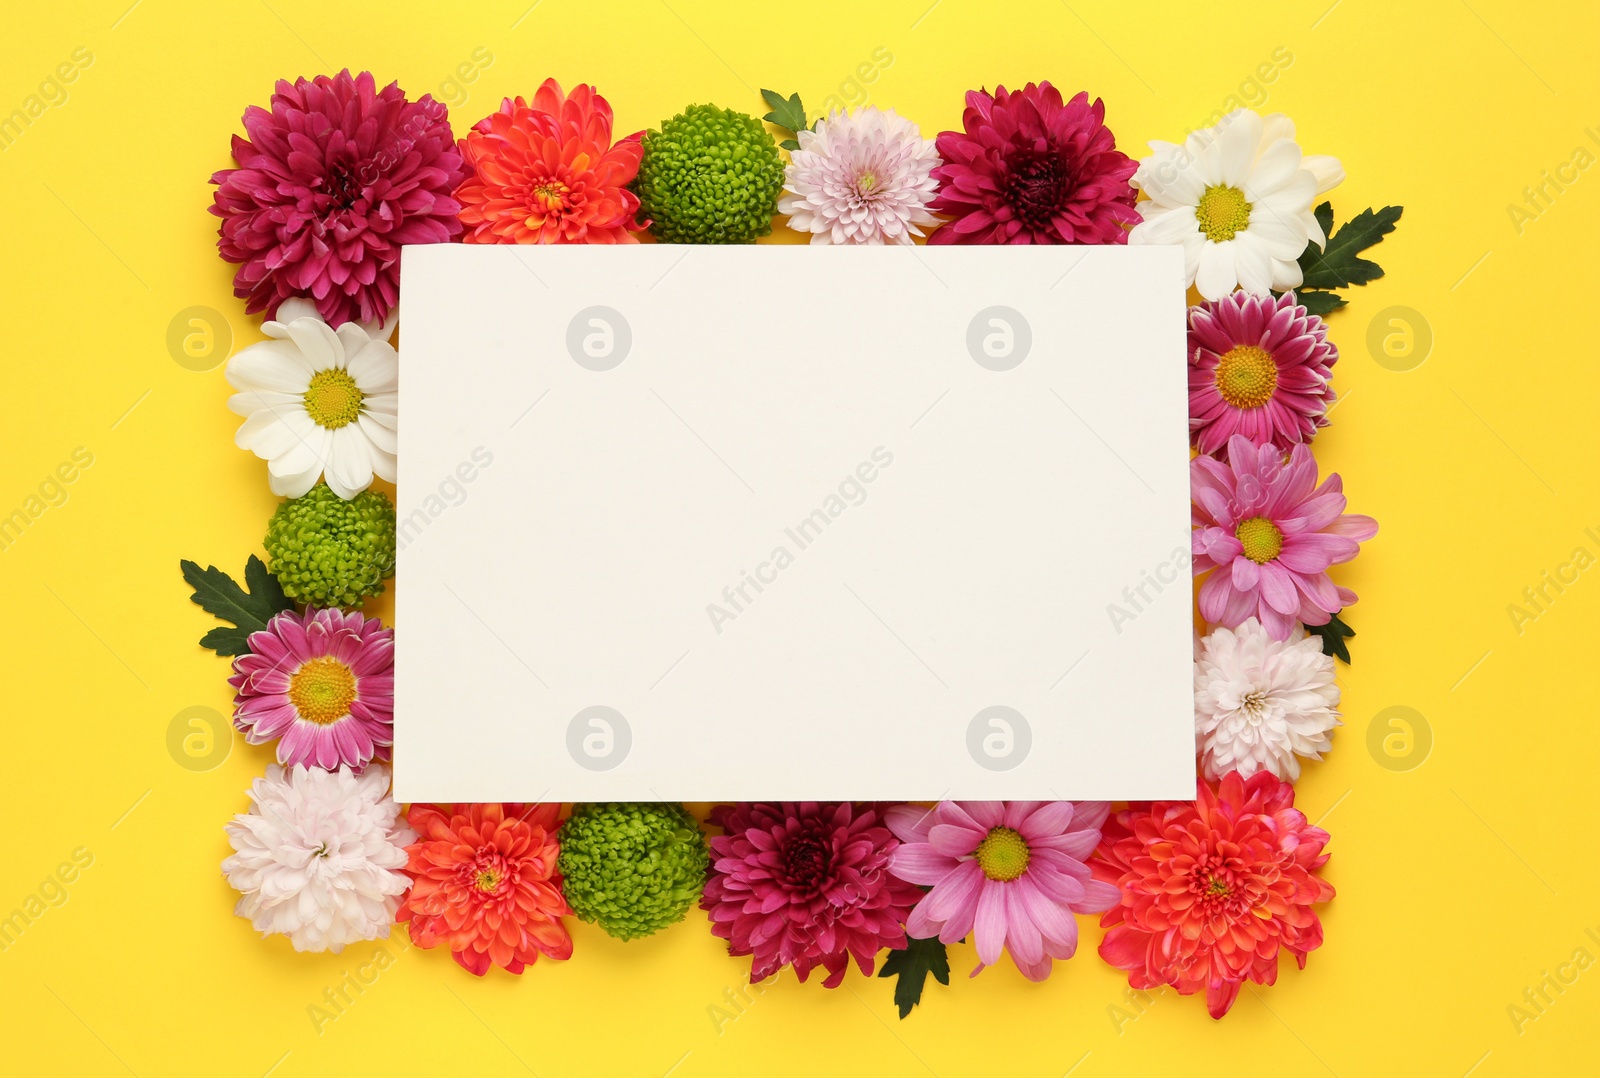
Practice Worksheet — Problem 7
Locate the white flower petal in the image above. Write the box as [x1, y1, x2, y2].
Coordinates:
[282, 316, 341, 370]
[1302, 154, 1344, 195]
[325, 425, 374, 498]
[345, 340, 399, 395]
[226, 339, 315, 393]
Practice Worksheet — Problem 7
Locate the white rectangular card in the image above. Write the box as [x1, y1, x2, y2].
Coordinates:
[394, 243, 1195, 803]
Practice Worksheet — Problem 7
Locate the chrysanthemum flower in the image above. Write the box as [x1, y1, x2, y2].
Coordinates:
[558, 802, 709, 940]
[700, 802, 921, 987]
[456, 79, 645, 244]
[1129, 110, 1343, 299]
[222, 763, 414, 953]
[1195, 618, 1341, 781]
[225, 299, 397, 499]
[886, 801, 1119, 981]
[777, 107, 941, 245]
[1189, 291, 1338, 458]
[264, 482, 396, 608]
[1091, 770, 1335, 1018]
[211, 69, 465, 326]
[398, 803, 572, 976]
[928, 82, 1137, 245]
[634, 104, 786, 243]
[230, 608, 394, 771]
[1192, 435, 1378, 639]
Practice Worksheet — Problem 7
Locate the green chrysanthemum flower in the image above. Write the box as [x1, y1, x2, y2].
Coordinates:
[263, 482, 396, 608]
[633, 104, 785, 243]
[558, 802, 709, 940]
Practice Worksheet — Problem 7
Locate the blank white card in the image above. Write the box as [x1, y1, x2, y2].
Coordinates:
[394, 244, 1195, 803]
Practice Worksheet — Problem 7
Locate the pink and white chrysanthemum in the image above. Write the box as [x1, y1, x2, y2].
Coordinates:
[778, 107, 941, 245]
[1189, 290, 1338, 458]
[1191, 435, 1378, 639]
[886, 800, 1120, 982]
[229, 607, 395, 770]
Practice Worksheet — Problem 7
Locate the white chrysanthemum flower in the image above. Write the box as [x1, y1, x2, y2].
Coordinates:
[1128, 110, 1343, 299]
[222, 763, 414, 953]
[777, 106, 941, 245]
[226, 298, 398, 499]
[1195, 617, 1341, 782]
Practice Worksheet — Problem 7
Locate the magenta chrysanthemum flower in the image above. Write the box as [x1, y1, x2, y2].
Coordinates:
[1190, 291, 1338, 458]
[700, 802, 922, 987]
[230, 608, 395, 770]
[886, 801, 1118, 981]
[928, 82, 1137, 245]
[210, 70, 466, 327]
[1192, 435, 1378, 639]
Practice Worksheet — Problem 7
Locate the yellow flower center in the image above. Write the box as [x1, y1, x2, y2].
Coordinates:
[974, 827, 1031, 882]
[1195, 184, 1252, 242]
[1235, 517, 1285, 564]
[475, 869, 500, 892]
[287, 656, 357, 725]
[532, 181, 570, 213]
[302, 369, 364, 430]
[1214, 345, 1278, 409]
[856, 170, 878, 195]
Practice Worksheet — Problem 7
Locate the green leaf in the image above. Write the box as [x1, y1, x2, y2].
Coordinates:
[878, 935, 951, 1018]
[761, 89, 808, 145]
[1298, 204, 1403, 290]
[1304, 610, 1354, 664]
[181, 555, 294, 656]
[1292, 289, 1348, 317]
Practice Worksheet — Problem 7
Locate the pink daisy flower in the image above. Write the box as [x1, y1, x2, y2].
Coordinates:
[1189, 291, 1338, 458]
[210, 69, 465, 327]
[928, 82, 1137, 245]
[1192, 435, 1378, 640]
[700, 802, 921, 988]
[230, 608, 395, 770]
[885, 800, 1120, 981]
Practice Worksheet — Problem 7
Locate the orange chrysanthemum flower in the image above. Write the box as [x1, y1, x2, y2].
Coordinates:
[397, 802, 573, 976]
[456, 79, 646, 244]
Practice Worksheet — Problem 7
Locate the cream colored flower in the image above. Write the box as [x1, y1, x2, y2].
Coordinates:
[226, 298, 397, 498]
[1129, 110, 1343, 299]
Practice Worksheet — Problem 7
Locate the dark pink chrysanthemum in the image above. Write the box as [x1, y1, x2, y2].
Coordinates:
[1090, 770, 1335, 1019]
[1192, 435, 1378, 639]
[701, 802, 922, 988]
[229, 607, 394, 770]
[1190, 291, 1339, 458]
[928, 82, 1137, 245]
[210, 69, 466, 327]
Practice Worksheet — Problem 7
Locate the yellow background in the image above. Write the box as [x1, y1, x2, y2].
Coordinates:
[2, 0, 1595, 1073]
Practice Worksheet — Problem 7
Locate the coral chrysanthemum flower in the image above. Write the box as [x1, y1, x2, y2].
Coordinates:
[1192, 435, 1378, 639]
[1090, 770, 1335, 1019]
[229, 608, 394, 771]
[886, 801, 1119, 981]
[210, 70, 465, 327]
[700, 802, 921, 987]
[397, 803, 572, 976]
[456, 80, 645, 244]
[928, 82, 1137, 245]
[1189, 291, 1338, 458]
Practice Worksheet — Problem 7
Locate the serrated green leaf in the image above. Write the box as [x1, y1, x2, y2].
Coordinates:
[1311, 201, 1333, 241]
[760, 88, 808, 144]
[1304, 610, 1354, 664]
[779, 138, 799, 152]
[1298, 205, 1403, 290]
[181, 555, 294, 657]
[198, 626, 254, 657]
[1293, 289, 1347, 317]
[878, 935, 951, 1019]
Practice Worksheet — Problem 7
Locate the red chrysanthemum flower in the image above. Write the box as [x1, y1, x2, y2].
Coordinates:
[701, 802, 922, 988]
[210, 69, 465, 327]
[456, 79, 645, 244]
[397, 803, 572, 976]
[928, 82, 1137, 245]
[1090, 771, 1334, 1018]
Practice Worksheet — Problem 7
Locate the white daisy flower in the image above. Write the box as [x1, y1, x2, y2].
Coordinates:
[1128, 110, 1343, 299]
[777, 106, 941, 245]
[225, 298, 398, 499]
[221, 763, 414, 953]
[1195, 617, 1342, 782]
